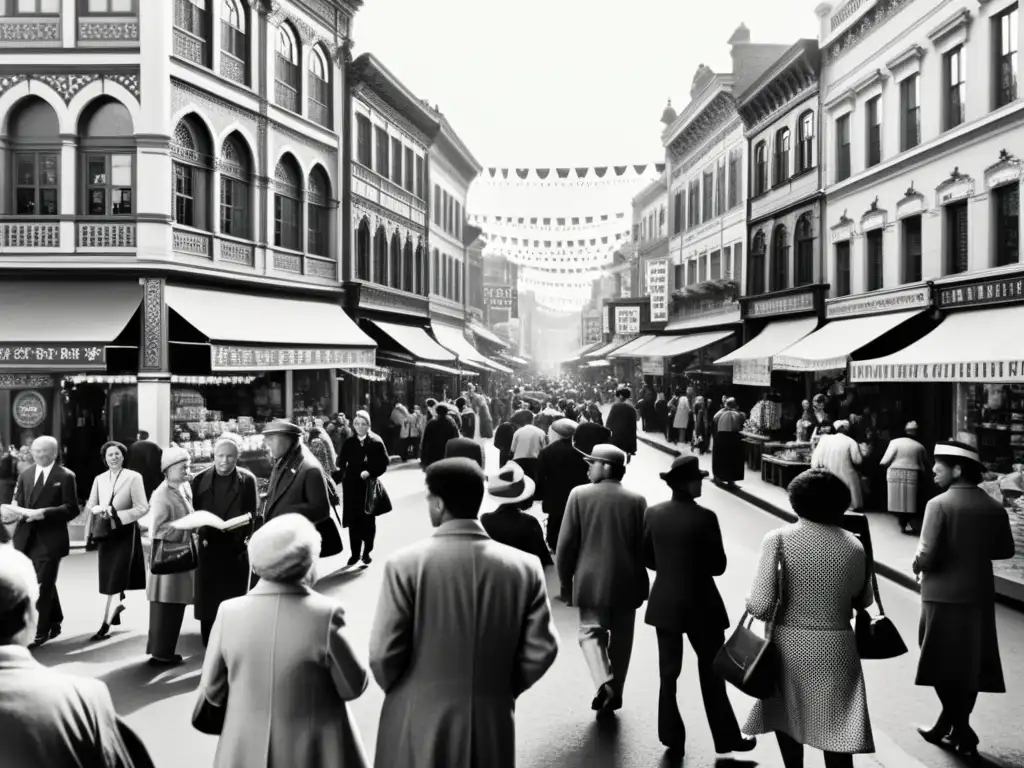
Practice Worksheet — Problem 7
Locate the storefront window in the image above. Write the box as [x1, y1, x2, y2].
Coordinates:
[292, 369, 334, 423]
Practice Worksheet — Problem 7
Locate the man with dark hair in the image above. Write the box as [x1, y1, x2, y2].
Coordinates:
[605, 387, 638, 459]
[127, 429, 163, 499]
[644, 454, 755, 755]
[420, 404, 460, 469]
[369, 458, 558, 768]
[444, 436, 484, 470]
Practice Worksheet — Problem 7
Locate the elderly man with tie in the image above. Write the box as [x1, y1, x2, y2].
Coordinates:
[9, 436, 79, 649]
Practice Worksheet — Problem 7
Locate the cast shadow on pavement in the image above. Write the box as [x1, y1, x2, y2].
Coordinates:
[34, 631, 141, 667]
[558, 718, 622, 768]
[98, 653, 205, 717]
[315, 564, 369, 592]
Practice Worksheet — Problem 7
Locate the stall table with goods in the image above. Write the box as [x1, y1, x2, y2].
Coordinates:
[760, 442, 812, 489]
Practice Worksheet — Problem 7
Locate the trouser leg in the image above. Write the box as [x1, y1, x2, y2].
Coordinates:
[147, 602, 186, 659]
[775, 731, 804, 768]
[200, 617, 214, 647]
[607, 607, 636, 700]
[362, 515, 377, 556]
[32, 557, 62, 636]
[348, 525, 363, 560]
[656, 629, 685, 744]
[545, 510, 563, 552]
[823, 752, 853, 768]
[577, 607, 613, 689]
[689, 624, 743, 750]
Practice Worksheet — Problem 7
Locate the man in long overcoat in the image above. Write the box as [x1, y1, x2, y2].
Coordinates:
[556, 444, 648, 717]
[644, 454, 756, 754]
[535, 418, 588, 554]
[605, 387, 638, 458]
[419, 404, 460, 469]
[259, 420, 330, 527]
[369, 458, 558, 768]
[126, 430, 163, 500]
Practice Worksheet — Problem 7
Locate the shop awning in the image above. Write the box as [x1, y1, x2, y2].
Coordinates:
[715, 317, 818, 364]
[609, 335, 659, 358]
[369, 320, 456, 362]
[486, 358, 515, 374]
[587, 359, 612, 367]
[849, 306, 1024, 383]
[342, 365, 391, 382]
[432, 323, 494, 369]
[773, 309, 923, 372]
[638, 330, 734, 359]
[468, 322, 509, 348]
[166, 285, 376, 370]
[416, 361, 463, 376]
[503, 355, 529, 366]
[586, 338, 634, 358]
[561, 343, 601, 363]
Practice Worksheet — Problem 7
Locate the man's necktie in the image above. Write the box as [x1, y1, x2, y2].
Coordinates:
[30, 470, 44, 504]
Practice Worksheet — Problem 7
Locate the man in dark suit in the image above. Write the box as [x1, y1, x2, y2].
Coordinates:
[556, 443, 649, 718]
[535, 418, 589, 554]
[605, 387, 638, 458]
[126, 430, 163, 499]
[644, 454, 755, 755]
[11, 436, 79, 648]
[259, 420, 330, 527]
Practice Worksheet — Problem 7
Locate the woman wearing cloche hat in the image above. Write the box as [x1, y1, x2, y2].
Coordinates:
[479, 462, 551, 566]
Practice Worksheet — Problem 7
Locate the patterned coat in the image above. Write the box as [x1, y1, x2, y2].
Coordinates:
[742, 521, 874, 754]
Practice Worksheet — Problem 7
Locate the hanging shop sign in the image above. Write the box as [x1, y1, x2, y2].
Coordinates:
[12, 390, 47, 429]
[483, 285, 518, 314]
[0, 343, 106, 369]
[646, 258, 670, 323]
[211, 345, 375, 371]
[744, 290, 816, 319]
[732, 358, 772, 387]
[602, 304, 611, 334]
[582, 310, 603, 345]
[641, 357, 665, 377]
[826, 285, 931, 319]
[614, 306, 641, 335]
[936, 272, 1024, 310]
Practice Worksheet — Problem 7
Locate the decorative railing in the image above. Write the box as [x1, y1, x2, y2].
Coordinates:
[78, 17, 139, 43]
[219, 238, 254, 266]
[0, 221, 60, 249]
[220, 52, 246, 85]
[77, 222, 135, 248]
[306, 255, 337, 279]
[308, 99, 330, 129]
[0, 17, 60, 45]
[173, 27, 205, 66]
[274, 82, 299, 114]
[272, 249, 302, 273]
[173, 227, 211, 258]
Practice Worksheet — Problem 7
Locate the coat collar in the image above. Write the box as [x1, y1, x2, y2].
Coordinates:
[194, 465, 240, 509]
[433, 518, 489, 539]
[248, 579, 312, 597]
[0, 644, 38, 670]
[266, 441, 306, 509]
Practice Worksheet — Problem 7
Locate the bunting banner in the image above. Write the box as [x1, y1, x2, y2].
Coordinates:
[478, 164, 666, 187]
[520, 266, 604, 286]
[532, 292, 593, 313]
[468, 212, 627, 231]
[483, 243, 620, 271]
[480, 230, 630, 249]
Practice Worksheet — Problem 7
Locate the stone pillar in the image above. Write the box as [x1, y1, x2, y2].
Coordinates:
[59, 134, 77, 215]
[137, 277, 171, 446]
[330, 370, 339, 414]
[284, 370, 294, 420]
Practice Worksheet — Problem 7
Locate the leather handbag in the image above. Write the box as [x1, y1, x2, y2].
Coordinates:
[89, 471, 125, 542]
[191, 691, 227, 736]
[365, 478, 393, 517]
[316, 477, 344, 558]
[713, 537, 785, 700]
[854, 564, 907, 660]
[150, 534, 198, 575]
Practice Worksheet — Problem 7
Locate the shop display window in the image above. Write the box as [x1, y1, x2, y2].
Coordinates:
[292, 369, 334, 423]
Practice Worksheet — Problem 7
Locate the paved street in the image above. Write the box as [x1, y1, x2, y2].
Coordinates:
[30, 441, 1024, 768]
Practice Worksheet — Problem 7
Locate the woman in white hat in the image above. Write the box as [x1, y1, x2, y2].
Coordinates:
[479, 462, 551, 566]
[879, 421, 931, 534]
[145, 446, 196, 666]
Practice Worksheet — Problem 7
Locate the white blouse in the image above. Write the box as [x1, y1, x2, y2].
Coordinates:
[86, 467, 148, 526]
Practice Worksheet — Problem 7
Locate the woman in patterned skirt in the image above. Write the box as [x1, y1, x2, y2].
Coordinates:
[742, 468, 875, 768]
[879, 421, 931, 534]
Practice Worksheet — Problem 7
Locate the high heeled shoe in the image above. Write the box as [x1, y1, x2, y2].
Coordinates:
[916, 719, 952, 746]
[90, 623, 111, 642]
[110, 604, 125, 626]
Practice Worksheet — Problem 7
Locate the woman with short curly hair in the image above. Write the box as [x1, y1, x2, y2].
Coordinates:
[742, 468, 875, 768]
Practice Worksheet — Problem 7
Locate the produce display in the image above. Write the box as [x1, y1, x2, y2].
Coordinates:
[771, 442, 812, 464]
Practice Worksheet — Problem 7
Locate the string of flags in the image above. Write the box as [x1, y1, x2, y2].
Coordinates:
[479, 164, 665, 183]
[468, 212, 627, 228]
[480, 230, 630, 249]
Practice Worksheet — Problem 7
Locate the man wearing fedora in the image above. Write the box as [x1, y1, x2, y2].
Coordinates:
[535, 418, 589, 554]
[556, 443, 648, 717]
[369, 457, 558, 768]
[480, 462, 551, 566]
[258, 420, 331, 530]
[644, 454, 755, 755]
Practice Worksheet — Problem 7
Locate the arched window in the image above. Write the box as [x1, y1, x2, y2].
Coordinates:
[414, 243, 423, 295]
[9, 97, 60, 216]
[220, 0, 247, 85]
[174, 0, 210, 67]
[797, 111, 814, 173]
[171, 115, 212, 229]
[402, 239, 414, 292]
[749, 230, 766, 295]
[308, 46, 330, 128]
[307, 166, 330, 257]
[795, 213, 814, 286]
[373, 226, 387, 284]
[356, 217, 371, 280]
[770, 225, 789, 292]
[774, 127, 790, 185]
[431, 248, 439, 294]
[389, 231, 401, 288]
[219, 134, 251, 238]
[274, 23, 300, 113]
[273, 155, 301, 250]
[79, 97, 135, 217]
[754, 141, 768, 196]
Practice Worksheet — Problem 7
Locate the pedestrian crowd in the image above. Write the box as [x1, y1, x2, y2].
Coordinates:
[0, 377, 1015, 768]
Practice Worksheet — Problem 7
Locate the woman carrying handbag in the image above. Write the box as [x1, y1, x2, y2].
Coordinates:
[337, 410, 389, 567]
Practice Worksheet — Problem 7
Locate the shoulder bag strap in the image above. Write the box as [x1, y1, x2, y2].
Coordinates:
[764, 533, 786, 642]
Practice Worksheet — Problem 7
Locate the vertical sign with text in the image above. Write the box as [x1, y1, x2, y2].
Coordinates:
[646, 258, 669, 322]
[614, 305, 641, 335]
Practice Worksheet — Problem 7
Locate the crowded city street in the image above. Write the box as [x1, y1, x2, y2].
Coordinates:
[22, 439, 1024, 768]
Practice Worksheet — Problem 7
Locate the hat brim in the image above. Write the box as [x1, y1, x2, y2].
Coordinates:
[659, 468, 710, 481]
[484, 475, 536, 507]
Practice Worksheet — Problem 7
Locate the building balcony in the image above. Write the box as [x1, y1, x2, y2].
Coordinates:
[0, 16, 60, 47]
[77, 220, 136, 249]
[0, 218, 61, 249]
[351, 162, 426, 224]
[172, 225, 213, 260]
[78, 15, 138, 46]
[351, 280, 430, 316]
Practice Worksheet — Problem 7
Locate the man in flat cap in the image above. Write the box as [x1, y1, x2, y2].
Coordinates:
[644, 454, 755, 755]
[370, 458, 558, 768]
[444, 436, 484, 470]
[258, 420, 331, 530]
[535, 418, 588, 555]
[556, 443, 648, 718]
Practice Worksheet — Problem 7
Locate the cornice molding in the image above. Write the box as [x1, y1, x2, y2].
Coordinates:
[885, 43, 925, 81]
[825, 88, 856, 114]
[666, 92, 738, 162]
[851, 68, 887, 95]
[353, 84, 431, 150]
[927, 7, 972, 48]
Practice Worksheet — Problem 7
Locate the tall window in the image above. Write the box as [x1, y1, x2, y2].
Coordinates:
[902, 215, 922, 283]
[414, 245, 424, 294]
[769, 225, 788, 292]
[715, 158, 725, 215]
[673, 191, 683, 235]
[686, 259, 697, 285]
[795, 214, 813, 285]
[443, 190, 450, 232]
[356, 219, 371, 280]
[728, 148, 741, 208]
[901, 75, 920, 150]
[431, 248, 440, 294]
[390, 138, 402, 186]
[698, 254, 708, 282]
[415, 156, 424, 198]
[274, 24, 300, 113]
[722, 245, 732, 279]
[797, 111, 814, 173]
[219, 135, 250, 238]
[945, 46, 966, 130]
[836, 114, 851, 181]
[749, 231, 766, 295]
[307, 167, 330, 257]
[946, 201, 969, 274]
[754, 141, 768, 195]
[433, 184, 441, 225]
[356, 115, 371, 167]
[7, 0, 59, 12]
[774, 127, 790, 185]
[402, 240, 414, 292]
[710, 249, 721, 280]
[835, 241, 851, 296]
[866, 96, 881, 167]
[308, 47, 330, 129]
[375, 127, 389, 177]
[389, 233, 401, 288]
[866, 229, 884, 291]
[273, 157, 301, 251]
[995, 5, 1019, 108]
[10, 97, 60, 216]
[455, 202, 462, 238]
[373, 227, 387, 283]
[174, 0, 209, 66]
[220, 0, 246, 84]
[702, 170, 713, 222]
[995, 184, 1020, 266]
[404, 147, 414, 193]
[688, 180, 699, 228]
[733, 243, 743, 287]
[171, 117, 211, 229]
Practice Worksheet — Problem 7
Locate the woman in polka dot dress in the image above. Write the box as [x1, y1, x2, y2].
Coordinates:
[742, 468, 875, 768]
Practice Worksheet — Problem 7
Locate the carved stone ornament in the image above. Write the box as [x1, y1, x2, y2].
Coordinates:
[824, 0, 919, 66]
[667, 92, 736, 162]
[861, 198, 887, 231]
[984, 148, 1023, 190]
[935, 166, 975, 206]
[0, 71, 140, 104]
[267, 1, 349, 66]
[140, 277, 165, 371]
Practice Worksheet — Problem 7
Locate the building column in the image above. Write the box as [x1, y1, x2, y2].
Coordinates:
[330, 370, 339, 414]
[284, 370, 294, 420]
[137, 277, 172, 446]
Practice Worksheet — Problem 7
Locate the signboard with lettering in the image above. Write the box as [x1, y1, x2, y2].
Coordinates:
[937, 273, 1024, 309]
[745, 290, 815, 319]
[732, 357, 772, 387]
[646, 258, 670, 322]
[602, 304, 611, 335]
[614, 306, 641, 335]
[12, 390, 47, 429]
[211, 345, 376, 371]
[826, 286, 930, 319]
[483, 285, 518, 316]
[850, 360, 1024, 384]
[620, 270, 633, 298]
[582, 310, 603, 345]
[0, 344, 106, 369]
[641, 357, 664, 377]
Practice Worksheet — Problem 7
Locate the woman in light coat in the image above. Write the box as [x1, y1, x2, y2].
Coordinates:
[84, 440, 148, 641]
[810, 420, 864, 510]
[146, 446, 196, 666]
[743, 469, 874, 768]
[193, 514, 369, 768]
[879, 421, 931, 533]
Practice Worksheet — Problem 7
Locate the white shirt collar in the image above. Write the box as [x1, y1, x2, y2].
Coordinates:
[35, 463, 54, 483]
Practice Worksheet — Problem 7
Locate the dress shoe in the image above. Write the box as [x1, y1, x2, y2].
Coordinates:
[346, 555, 361, 567]
[48, 624, 62, 640]
[28, 635, 48, 649]
[717, 736, 757, 754]
[362, 554, 373, 565]
[110, 605, 125, 626]
[916, 723, 951, 746]
[591, 683, 616, 718]
[147, 654, 183, 667]
[90, 623, 111, 642]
